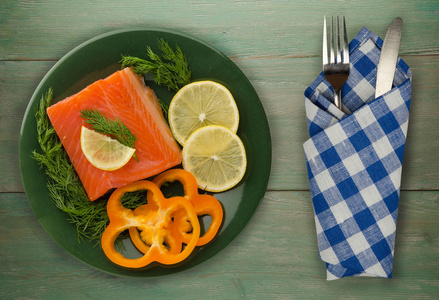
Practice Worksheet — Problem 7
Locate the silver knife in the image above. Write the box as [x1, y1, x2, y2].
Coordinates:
[375, 17, 403, 98]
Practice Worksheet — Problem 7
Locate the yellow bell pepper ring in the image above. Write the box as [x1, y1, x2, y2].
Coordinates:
[130, 169, 223, 253]
[101, 180, 200, 269]
[151, 169, 223, 246]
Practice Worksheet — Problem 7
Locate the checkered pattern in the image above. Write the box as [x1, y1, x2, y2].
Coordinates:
[303, 27, 412, 280]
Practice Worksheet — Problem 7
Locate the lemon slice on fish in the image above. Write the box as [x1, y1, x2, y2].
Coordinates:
[80, 126, 135, 171]
[168, 81, 239, 145]
[182, 125, 246, 192]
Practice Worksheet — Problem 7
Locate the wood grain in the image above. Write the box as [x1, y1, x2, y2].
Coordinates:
[0, 0, 438, 61]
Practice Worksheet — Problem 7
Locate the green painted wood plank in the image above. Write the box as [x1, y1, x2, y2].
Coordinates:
[1, 1, 438, 299]
[0, 0, 438, 61]
[0, 61, 56, 192]
[2, 54, 439, 192]
[1, 191, 438, 299]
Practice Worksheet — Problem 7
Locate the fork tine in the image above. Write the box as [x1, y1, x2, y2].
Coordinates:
[323, 16, 328, 66]
[336, 16, 342, 63]
[342, 16, 349, 64]
[330, 16, 335, 63]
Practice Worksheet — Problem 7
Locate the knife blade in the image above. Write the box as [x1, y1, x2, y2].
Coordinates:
[375, 17, 403, 98]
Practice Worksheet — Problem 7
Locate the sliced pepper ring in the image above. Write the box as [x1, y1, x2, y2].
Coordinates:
[130, 169, 223, 253]
[152, 169, 223, 246]
[101, 180, 200, 269]
[129, 205, 189, 255]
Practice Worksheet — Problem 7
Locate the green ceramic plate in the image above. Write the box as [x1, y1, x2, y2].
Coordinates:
[19, 28, 271, 277]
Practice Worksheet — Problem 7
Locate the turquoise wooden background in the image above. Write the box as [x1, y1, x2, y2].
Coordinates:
[1, 0, 438, 298]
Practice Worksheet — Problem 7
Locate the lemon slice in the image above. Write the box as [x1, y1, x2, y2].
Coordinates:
[80, 126, 135, 171]
[182, 125, 247, 192]
[168, 81, 239, 145]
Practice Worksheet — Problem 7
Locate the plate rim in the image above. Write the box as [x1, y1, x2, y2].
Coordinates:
[19, 27, 272, 277]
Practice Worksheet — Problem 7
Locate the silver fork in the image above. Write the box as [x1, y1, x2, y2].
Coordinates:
[323, 16, 350, 111]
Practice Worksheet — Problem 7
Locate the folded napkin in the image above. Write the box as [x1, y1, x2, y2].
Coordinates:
[303, 27, 412, 280]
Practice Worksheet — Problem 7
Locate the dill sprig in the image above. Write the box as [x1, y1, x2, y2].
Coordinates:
[80, 109, 138, 161]
[120, 38, 191, 92]
[32, 89, 148, 247]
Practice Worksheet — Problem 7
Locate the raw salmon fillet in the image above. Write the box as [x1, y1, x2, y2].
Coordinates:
[47, 68, 182, 201]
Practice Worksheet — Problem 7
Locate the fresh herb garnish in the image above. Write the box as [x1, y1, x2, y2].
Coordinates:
[32, 89, 147, 246]
[120, 38, 191, 92]
[32, 41, 191, 247]
[80, 109, 138, 161]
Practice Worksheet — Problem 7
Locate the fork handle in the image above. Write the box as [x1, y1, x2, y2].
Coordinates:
[334, 90, 343, 111]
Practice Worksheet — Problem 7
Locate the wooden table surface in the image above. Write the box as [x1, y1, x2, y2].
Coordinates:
[1, 1, 438, 299]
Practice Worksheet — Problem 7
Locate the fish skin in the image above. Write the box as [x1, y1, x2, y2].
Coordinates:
[47, 68, 182, 201]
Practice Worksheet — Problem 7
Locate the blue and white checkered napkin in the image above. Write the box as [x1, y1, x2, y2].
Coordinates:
[303, 27, 412, 280]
